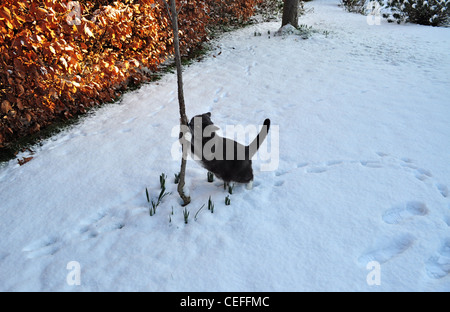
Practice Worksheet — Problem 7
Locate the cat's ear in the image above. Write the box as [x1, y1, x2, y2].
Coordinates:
[206, 112, 212, 117]
[204, 124, 220, 135]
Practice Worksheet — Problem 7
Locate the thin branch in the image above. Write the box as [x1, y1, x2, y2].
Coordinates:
[161, 0, 172, 21]
[177, 0, 185, 16]
[163, 0, 191, 206]
[162, 0, 185, 25]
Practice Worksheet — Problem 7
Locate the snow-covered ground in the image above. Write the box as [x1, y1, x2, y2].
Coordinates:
[1, 0, 449, 291]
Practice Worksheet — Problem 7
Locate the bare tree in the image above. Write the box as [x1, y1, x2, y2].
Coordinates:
[282, 0, 299, 28]
[163, 0, 191, 206]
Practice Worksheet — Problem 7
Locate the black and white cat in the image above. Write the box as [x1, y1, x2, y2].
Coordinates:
[187, 112, 270, 190]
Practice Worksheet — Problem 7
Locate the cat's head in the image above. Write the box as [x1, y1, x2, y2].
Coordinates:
[188, 112, 219, 137]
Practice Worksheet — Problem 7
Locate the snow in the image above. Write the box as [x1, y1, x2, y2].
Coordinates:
[1, 0, 449, 291]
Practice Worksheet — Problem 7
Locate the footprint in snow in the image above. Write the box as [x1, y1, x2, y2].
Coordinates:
[382, 201, 428, 225]
[358, 233, 415, 265]
[426, 238, 450, 279]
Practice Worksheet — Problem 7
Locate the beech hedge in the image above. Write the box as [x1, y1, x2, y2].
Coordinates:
[0, 0, 261, 147]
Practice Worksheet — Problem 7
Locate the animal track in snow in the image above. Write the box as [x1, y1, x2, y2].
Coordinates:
[360, 160, 383, 168]
[78, 211, 124, 241]
[306, 167, 327, 174]
[118, 128, 132, 134]
[253, 181, 261, 188]
[244, 61, 258, 76]
[415, 168, 432, 181]
[0, 251, 9, 261]
[213, 90, 229, 103]
[293, 153, 449, 278]
[122, 117, 137, 125]
[326, 160, 343, 166]
[23, 235, 60, 259]
[273, 170, 289, 187]
[397, 157, 448, 198]
[275, 169, 289, 177]
[382, 201, 428, 224]
[303, 160, 345, 174]
[436, 184, 448, 198]
[376, 152, 389, 157]
[400, 157, 413, 163]
[282, 103, 296, 110]
[426, 238, 450, 279]
[444, 215, 450, 227]
[22, 210, 126, 260]
[245, 65, 252, 76]
[147, 105, 165, 117]
[296, 155, 448, 201]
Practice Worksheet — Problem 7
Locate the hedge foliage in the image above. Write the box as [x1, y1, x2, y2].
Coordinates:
[341, 0, 450, 26]
[383, 0, 450, 26]
[0, 0, 261, 147]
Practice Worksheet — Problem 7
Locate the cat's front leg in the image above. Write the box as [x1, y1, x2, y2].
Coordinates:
[246, 180, 253, 190]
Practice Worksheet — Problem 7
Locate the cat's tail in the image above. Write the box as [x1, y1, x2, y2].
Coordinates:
[247, 119, 270, 159]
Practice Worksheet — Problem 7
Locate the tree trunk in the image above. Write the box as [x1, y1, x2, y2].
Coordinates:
[164, 0, 191, 206]
[282, 0, 299, 28]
